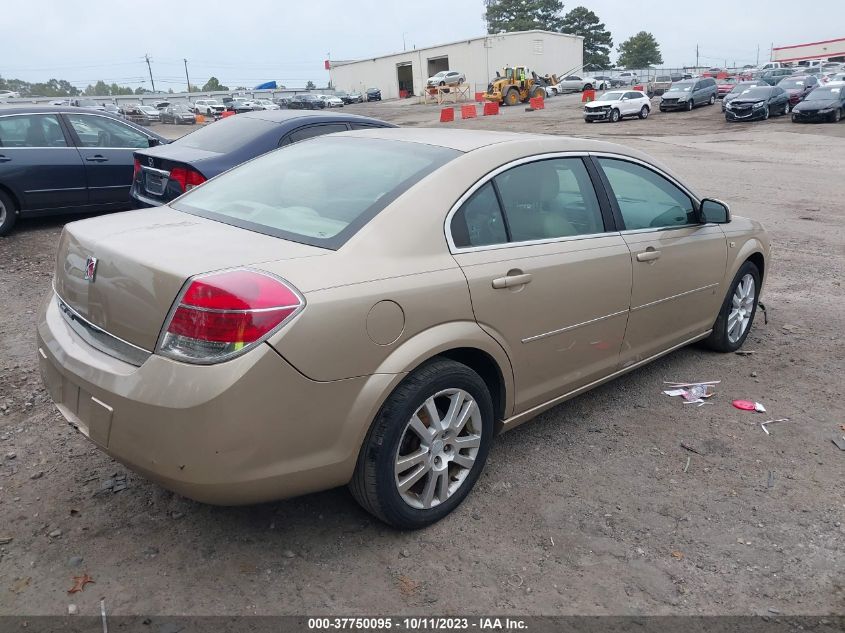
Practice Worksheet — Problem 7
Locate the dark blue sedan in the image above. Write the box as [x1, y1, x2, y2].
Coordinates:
[0, 106, 166, 235]
[131, 110, 395, 207]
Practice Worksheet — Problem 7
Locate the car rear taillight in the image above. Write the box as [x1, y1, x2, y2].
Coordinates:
[169, 166, 207, 192]
[157, 269, 304, 363]
[133, 158, 141, 180]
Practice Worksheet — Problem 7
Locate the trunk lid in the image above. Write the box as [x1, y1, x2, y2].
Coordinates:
[134, 146, 220, 203]
[54, 207, 327, 352]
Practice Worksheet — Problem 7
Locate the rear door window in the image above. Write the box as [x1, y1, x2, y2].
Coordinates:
[285, 123, 348, 145]
[64, 114, 149, 148]
[450, 183, 508, 248]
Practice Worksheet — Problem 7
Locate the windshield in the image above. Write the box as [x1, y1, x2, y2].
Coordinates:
[172, 137, 459, 249]
[139, 106, 157, 114]
[433, 72, 447, 77]
[808, 87, 841, 99]
[667, 83, 693, 93]
[779, 78, 805, 88]
[737, 87, 772, 99]
[729, 83, 760, 94]
[655, 76, 671, 82]
[599, 91, 624, 101]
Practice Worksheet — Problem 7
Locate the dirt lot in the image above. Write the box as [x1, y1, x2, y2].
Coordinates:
[1, 94, 844, 617]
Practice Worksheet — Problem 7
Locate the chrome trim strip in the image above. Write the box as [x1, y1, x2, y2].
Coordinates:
[55, 294, 151, 367]
[0, 146, 77, 150]
[25, 187, 86, 193]
[631, 283, 718, 312]
[131, 191, 165, 206]
[180, 303, 301, 314]
[522, 309, 628, 343]
[619, 223, 712, 236]
[141, 166, 170, 177]
[501, 330, 713, 430]
[89, 185, 130, 191]
[452, 230, 622, 254]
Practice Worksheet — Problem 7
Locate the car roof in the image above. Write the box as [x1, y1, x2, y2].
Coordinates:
[338, 127, 651, 157]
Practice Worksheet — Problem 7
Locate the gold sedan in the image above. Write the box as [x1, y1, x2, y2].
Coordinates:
[37, 128, 769, 528]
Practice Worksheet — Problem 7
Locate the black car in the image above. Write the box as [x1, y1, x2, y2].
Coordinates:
[366, 88, 382, 101]
[221, 97, 253, 113]
[131, 110, 394, 207]
[160, 105, 197, 125]
[274, 97, 292, 108]
[288, 94, 325, 110]
[724, 85, 789, 121]
[335, 90, 363, 104]
[0, 106, 166, 235]
[791, 85, 845, 123]
[721, 81, 766, 112]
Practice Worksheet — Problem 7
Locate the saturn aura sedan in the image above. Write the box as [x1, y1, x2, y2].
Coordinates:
[38, 129, 769, 529]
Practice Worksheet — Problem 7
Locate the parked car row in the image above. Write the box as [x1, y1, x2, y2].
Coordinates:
[583, 75, 844, 124]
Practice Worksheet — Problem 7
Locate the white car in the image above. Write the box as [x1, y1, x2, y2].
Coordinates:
[617, 71, 639, 85]
[426, 70, 466, 87]
[583, 89, 652, 123]
[318, 94, 344, 108]
[192, 99, 225, 116]
[554, 74, 607, 92]
[0, 90, 21, 100]
[544, 85, 557, 97]
[253, 99, 280, 110]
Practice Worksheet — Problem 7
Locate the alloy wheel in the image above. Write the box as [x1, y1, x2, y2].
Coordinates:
[394, 389, 482, 510]
[728, 274, 756, 343]
[0, 199, 6, 227]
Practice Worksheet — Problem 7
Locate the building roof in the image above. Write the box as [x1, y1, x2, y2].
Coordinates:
[331, 30, 583, 67]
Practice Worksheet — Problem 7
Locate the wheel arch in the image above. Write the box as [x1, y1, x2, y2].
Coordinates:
[0, 182, 22, 213]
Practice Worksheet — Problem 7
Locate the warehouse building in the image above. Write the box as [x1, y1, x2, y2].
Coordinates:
[771, 37, 845, 63]
[329, 30, 584, 100]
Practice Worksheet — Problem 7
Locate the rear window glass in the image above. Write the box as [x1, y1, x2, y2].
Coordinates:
[175, 116, 278, 153]
[172, 136, 459, 249]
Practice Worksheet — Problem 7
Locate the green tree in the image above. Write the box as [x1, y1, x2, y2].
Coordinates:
[305, 80, 316, 90]
[134, 86, 148, 95]
[84, 80, 111, 96]
[485, 0, 564, 33]
[560, 6, 613, 69]
[617, 31, 663, 68]
[202, 76, 229, 91]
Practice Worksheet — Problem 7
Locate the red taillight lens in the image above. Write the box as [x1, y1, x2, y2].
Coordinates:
[133, 158, 141, 180]
[169, 165, 207, 192]
[157, 270, 303, 363]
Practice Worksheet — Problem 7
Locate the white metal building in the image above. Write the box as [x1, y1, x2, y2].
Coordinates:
[329, 30, 584, 100]
[771, 37, 845, 64]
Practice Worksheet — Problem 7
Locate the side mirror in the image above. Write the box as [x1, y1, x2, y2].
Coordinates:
[148, 138, 161, 147]
[700, 198, 731, 224]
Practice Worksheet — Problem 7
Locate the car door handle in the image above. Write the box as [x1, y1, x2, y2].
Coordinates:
[86, 155, 109, 163]
[492, 273, 532, 289]
[636, 249, 662, 262]
[0, 155, 11, 163]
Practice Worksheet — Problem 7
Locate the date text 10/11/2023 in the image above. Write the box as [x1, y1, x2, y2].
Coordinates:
[307, 617, 528, 630]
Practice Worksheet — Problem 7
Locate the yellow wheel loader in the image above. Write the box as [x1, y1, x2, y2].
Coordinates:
[484, 66, 549, 106]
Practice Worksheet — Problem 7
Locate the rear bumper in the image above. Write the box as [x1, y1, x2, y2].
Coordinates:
[37, 293, 395, 505]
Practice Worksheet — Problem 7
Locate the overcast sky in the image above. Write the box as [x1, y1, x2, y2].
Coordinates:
[2, 0, 842, 90]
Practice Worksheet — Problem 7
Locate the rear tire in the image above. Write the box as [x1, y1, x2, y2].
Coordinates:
[350, 359, 494, 529]
[584, 83, 593, 91]
[0, 189, 18, 237]
[703, 261, 761, 352]
[639, 105, 650, 119]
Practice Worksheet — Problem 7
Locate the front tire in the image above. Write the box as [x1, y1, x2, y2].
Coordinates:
[610, 108, 621, 122]
[504, 89, 520, 106]
[686, 100, 694, 111]
[350, 359, 494, 529]
[833, 108, 842, 123]
[0, 189, 18, 236]
[709, 94, 716, 105]
[703, 261, 761, 352]
[763, 105, 770, 120]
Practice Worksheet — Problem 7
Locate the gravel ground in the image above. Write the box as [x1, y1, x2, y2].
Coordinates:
[1, 94, 843, 617]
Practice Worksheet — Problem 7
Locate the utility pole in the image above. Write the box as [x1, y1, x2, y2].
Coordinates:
[756, 44, 760, 67]
[695, 44, 699, 69]
[144, 54, 156, 93]
[184, 58, 191, 92]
